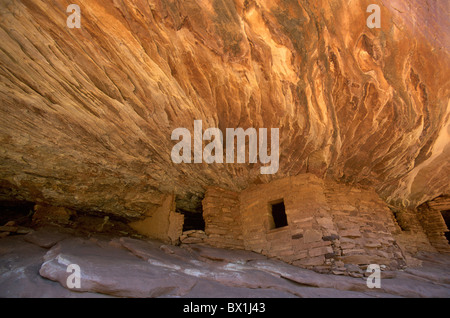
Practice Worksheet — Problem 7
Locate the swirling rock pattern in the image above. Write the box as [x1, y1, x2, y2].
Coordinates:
[0, 0, 448, 217]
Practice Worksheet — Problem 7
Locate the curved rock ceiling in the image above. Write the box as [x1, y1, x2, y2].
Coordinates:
[0, 0, 449, 217]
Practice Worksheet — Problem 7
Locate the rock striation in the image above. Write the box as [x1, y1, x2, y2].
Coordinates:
[1, 228, 450, 298]
[0, 0, 449, 218]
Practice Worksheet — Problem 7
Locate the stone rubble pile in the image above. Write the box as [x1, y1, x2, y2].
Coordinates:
[180, 230, 208, 244]
[0, 221, 32, 238]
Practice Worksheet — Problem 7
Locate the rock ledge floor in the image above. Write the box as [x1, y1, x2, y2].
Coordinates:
[1, 227, 449, 298]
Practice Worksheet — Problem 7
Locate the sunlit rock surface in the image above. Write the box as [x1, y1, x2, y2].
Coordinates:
[0, 0, 448, 217]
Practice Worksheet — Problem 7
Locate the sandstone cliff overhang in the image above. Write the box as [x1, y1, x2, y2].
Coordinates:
[0, 0, 448, 218]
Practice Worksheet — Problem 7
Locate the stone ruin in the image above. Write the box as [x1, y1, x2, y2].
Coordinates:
[124, 174, 450, 277]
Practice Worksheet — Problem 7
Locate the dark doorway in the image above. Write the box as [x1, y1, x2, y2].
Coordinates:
[270, 200, 288, 229]
[441, 210, 450, 243]
[175, 194, 205, 232]
[181, 210, 205, 231]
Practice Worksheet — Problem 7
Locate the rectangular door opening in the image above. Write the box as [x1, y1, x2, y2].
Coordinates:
[269, 199, 288, 229]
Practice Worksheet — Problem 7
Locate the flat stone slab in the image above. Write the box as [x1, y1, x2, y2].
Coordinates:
[39, 237, 197, 297]
[0, 236, 110, 298]
[183, 244, 268, 263]
[24, 227, 72, 248]
[1, 228, 450, 298]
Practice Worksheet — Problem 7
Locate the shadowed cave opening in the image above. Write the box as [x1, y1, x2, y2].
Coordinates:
[181, 210, 205, 231]
[0, 200, 35, 227]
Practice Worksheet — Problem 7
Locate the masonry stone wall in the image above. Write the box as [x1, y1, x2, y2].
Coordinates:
[236, 174, 407, 273]
[390, 207, 438, 257]
[128, 174, 448, 274]
[417, 199, 450, 253]
[322, 181, 407, 271]
[388, 197, 450, 256]
[240, 175, 329, 266]
[202, 187, 244, 249]
[129, 194, 184, 245]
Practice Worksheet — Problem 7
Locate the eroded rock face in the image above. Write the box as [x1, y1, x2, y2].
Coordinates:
[0, 0, 448, 217]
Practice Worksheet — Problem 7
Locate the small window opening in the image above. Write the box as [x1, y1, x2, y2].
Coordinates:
[270, 200, 288, 229]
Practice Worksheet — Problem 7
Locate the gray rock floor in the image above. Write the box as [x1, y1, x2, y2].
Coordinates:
[1, 227, 449, 298]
